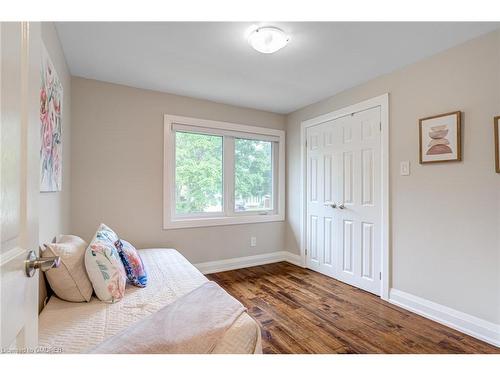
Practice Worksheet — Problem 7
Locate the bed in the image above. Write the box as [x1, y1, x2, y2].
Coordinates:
[38, 248, 262, 354]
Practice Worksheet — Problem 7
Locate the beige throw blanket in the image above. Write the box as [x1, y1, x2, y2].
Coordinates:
[90, 281, 246, 354]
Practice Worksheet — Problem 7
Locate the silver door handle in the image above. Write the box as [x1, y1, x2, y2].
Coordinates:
[324, 202, 337, 208]
[25, 250, 61, 277]
[338, 203, 345, 209]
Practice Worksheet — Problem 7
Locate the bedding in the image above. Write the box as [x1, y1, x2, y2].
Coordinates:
[42, 235, 92, 302]
[38, 248, 262, 354]
[90, 281, 245, 354]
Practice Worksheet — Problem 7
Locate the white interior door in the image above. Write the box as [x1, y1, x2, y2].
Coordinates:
[306, 106, 382, 295]
[1, 22, 41, 351]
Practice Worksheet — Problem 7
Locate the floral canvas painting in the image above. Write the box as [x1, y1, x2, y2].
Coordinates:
[495, 116, 500, 173]
[40, 44, 63, 192]
[419, 111, 461, 164]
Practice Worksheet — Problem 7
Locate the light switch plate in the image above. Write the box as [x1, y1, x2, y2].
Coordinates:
[400, 161, 410, 176]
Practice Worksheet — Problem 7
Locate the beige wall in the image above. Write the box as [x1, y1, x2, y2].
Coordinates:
[286, 30, 500, 324]
[39, 23, 72, 244]
[70, 77, 286, 264]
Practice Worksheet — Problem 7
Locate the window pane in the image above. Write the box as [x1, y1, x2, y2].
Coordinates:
[234, 138, 273, 212]
[175, 132, 223, 214]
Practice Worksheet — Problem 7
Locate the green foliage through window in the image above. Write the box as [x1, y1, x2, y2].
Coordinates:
[175, 132, 223, 214]
[175, 132, 274, 215]
[235, 139, 273, 211]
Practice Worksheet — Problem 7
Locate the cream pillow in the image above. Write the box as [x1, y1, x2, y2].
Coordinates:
[42, 235, 93, 302]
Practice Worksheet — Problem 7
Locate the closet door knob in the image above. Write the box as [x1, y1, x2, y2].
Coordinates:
[338, 203, 345, 209]
[324, 202, 337, 208]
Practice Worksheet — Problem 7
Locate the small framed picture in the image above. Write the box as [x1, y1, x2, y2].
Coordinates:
[419, 111, 461, 164]
[495, 116, 500, 173]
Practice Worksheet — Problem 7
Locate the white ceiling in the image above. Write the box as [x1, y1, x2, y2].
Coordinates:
[56, 22, 499, 114]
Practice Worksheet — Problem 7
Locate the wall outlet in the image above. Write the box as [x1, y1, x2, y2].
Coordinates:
[400, 161, 410, 176]
[250, 236, 257, 247]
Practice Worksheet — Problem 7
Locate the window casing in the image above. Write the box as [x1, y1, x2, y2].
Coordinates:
[164, 115, 285, 229]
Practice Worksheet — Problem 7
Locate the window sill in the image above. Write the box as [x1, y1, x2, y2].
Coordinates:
[163, 213, 284, 230]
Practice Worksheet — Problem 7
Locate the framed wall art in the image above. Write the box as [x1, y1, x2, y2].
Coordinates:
[495, 116, 499, 173]
[40, 43, 64, 192]
[419, 111, 461, 164]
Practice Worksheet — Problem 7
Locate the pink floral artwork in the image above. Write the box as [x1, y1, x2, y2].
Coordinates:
[40, 44, 63, 192]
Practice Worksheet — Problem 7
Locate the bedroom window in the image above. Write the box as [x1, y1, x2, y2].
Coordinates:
[164, 115, 285, 229]
[175, 132, 223, 215]
[234, 138, 274, 212]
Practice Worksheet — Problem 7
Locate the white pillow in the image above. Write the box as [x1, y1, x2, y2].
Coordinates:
[42, 235, 93, 302]
[84, 224, 127, 303]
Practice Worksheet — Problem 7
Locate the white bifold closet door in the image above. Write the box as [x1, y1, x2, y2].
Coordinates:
[306, 107, 381, 295]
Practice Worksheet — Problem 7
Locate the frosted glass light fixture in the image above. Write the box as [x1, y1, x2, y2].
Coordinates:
[247, 26, 290, 54]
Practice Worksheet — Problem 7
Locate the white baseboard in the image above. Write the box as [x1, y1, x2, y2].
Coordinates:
[283, 252, 304, 267]
[389, 288, 500, 348]
[194, 251, 304, 275]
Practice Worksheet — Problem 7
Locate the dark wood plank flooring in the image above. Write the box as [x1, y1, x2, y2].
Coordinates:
[207, 262, 499, 354]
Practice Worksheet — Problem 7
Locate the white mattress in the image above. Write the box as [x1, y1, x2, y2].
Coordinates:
[38, 248, 261, 354]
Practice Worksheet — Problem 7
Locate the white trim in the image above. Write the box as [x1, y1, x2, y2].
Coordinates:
[194, 251, 303, 275]
[300, 93, 390, 300]
[380, 95, 390, 301]
[172, 123, 280, 142]
[163, 114, 285, 229]
[163, 213, 285, 229]
[283, 252, 304, 267]
[167, 114, 284, 138]
[389, 288, 500, 348]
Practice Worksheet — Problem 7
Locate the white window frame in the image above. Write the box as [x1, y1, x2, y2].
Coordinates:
[163, 115, 285, 229]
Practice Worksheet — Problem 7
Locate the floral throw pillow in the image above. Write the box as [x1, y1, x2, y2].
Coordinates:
[84, 223, 127, 303]
[116, 239, 148, 288]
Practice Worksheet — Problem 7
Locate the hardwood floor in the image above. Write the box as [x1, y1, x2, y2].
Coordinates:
[207, 262, 499, 354]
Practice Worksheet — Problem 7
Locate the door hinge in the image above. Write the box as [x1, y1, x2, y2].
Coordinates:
[379, 122, 382, 131]
[379, 272, 382, 280]
[305, 248, 308, 256]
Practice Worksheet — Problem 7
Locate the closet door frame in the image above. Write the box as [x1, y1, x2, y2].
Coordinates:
[299, 93, 390, 300]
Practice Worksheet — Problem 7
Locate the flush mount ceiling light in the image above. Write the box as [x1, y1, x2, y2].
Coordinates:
[247, 26, 290, 54]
